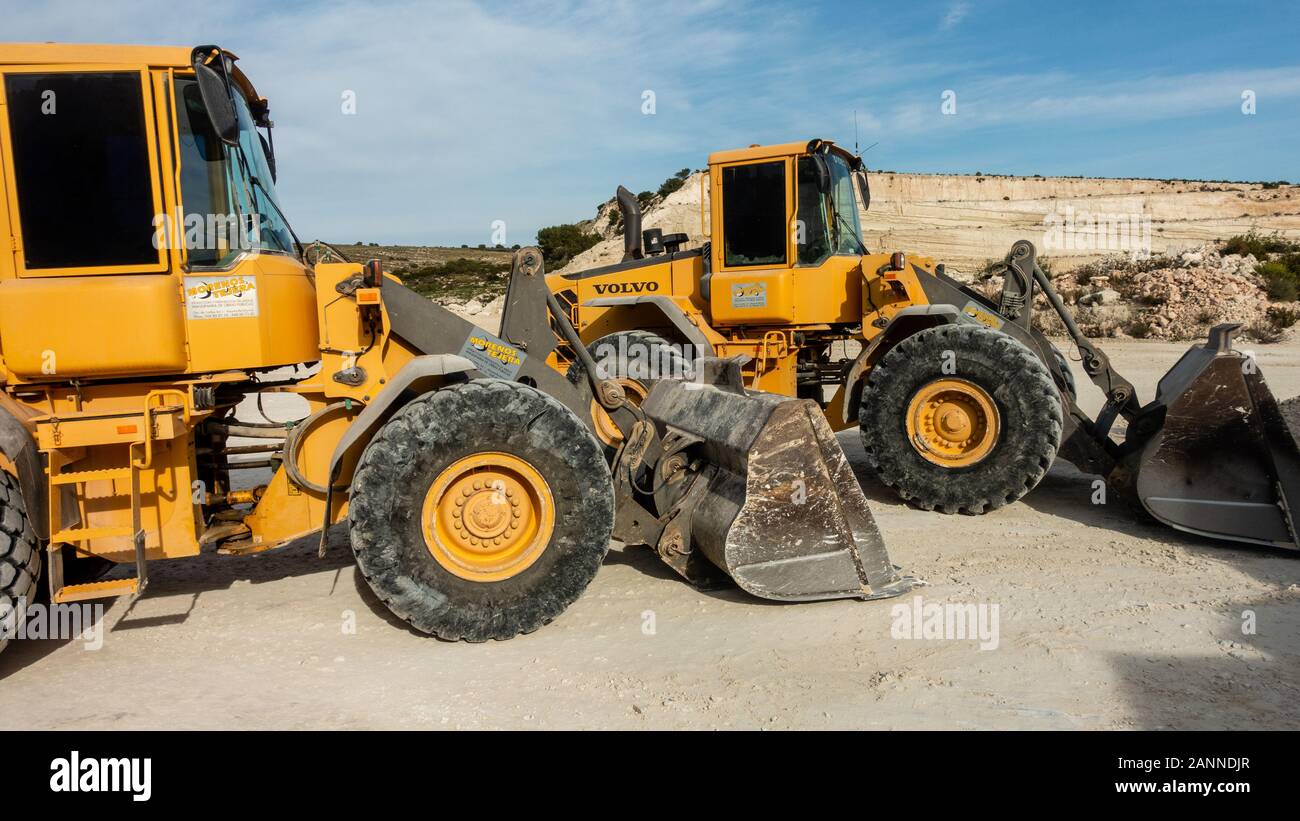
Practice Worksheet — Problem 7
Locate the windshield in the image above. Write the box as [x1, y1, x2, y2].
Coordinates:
[231, 91, 294, 255]
[826, 153, 865, 255]
[173, 76, 293, 266]
[795, 152, 865, 264]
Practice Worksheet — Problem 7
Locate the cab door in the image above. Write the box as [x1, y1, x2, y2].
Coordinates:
[708, 157, 797, 326]
[0, 65, 187, 378]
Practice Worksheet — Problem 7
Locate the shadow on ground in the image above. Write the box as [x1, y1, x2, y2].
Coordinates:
[0, 528, 357, 679]
[1007, 460, 1299, 729]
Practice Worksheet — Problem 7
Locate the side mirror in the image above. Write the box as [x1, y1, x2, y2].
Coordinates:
[193, 57, 239, 146]
[853, 169, 871, 212]
[812, 155, 832, 194]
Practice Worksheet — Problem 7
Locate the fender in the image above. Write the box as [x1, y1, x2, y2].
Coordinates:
[581, 295, 712, 351]
[326, 354, 475, 479]
[840, 305, 964, 427]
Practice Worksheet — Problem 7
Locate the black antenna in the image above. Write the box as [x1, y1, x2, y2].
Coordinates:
[854, 110, 859, 154]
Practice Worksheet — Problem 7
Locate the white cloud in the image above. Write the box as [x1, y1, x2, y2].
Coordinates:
[0, 0, 785, 243]
[942, 1, 971, 29]
[879, 66, 1300, 135]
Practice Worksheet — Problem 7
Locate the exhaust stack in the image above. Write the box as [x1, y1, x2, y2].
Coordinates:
[615, 185, 643, 262]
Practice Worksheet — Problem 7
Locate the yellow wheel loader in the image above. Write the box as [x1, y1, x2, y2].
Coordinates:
[548, 139, 1300, 550]
[0, 46, 915, 655]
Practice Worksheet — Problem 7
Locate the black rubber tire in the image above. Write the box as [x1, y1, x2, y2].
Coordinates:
[349, 379, 614, 642]
[1050, 344, 1078, 402]
[567, 329, 688, 389]
[566, 330, 688, 457]
[859, 324, 1063, 515]
[0, 471, 41, 656]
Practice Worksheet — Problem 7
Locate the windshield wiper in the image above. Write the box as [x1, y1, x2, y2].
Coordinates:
[248, 172, 303, 253]
[831, 207, 865, 254]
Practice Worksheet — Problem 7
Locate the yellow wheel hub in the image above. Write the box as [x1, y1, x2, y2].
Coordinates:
[905, 378, 1001, 468]
[421, 452, 555, 582]
[591, 378, 648, 447]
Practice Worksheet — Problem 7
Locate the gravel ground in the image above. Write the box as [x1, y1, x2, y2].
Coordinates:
[1, 337, 1297, 730]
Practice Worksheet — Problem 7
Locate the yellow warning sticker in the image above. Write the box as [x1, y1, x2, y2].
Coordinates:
[961, 300, 1004, 330]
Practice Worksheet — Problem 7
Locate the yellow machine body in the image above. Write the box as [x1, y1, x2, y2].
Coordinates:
[548, 139, 939, 424]
[0, 45, 441, 601]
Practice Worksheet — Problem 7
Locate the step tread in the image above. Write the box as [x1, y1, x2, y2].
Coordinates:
[50, 467, 134, 485]
[53, 577, 139, 603]
[51, 525, 136, 543]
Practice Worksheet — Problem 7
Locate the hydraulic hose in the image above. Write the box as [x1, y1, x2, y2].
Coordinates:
[283, 402, 352, 494]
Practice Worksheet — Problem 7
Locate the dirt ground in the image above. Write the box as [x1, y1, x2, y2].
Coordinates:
[2, 337, 1297, 730]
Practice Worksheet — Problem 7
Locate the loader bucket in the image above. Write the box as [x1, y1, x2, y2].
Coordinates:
[1126, 324, 1300, 550]
[641, 373, 918, 601]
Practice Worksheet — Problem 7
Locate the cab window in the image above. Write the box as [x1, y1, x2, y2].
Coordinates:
[722, 161, 786, 267]
[175, 76, 241, 267]
[4, 72, 157, 270]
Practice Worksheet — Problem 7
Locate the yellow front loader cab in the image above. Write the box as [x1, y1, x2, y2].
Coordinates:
[0, 48, 915, 657]
[549, 139, 1300, 550]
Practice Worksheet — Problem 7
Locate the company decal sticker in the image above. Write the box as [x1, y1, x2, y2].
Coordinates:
[731, 282, 768, 309]
[184, 275, 259, 320]
[459, 329, 525, 379]
[961, 300, 1004, 329]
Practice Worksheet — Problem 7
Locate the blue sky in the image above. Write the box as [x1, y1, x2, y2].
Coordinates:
[4, 0, 1298, 245]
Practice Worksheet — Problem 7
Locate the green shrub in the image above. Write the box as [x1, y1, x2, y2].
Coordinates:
[536, 223, 602, 269]
[1223, 231, 1300, 257]
[657, 168, 693, 198]
[402, 257, 511, 300]
[1125, 320, 1154, 339]
[637, 191, 656, 209]
[1257, 261, 1299, 301]
[1279, 252, 1300, 277]
[1266, 305, 1300, 330]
